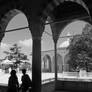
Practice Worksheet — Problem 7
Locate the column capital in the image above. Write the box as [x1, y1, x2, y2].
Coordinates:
[28, 17, 45, 39]
[50, 23, 61, 44]
[50, 20, 70, 44]
[53, 36, 58, 44]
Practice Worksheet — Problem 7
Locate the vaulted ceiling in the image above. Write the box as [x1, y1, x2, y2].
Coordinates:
[0, 0, 92, 21]
[0, 0, 91, 41]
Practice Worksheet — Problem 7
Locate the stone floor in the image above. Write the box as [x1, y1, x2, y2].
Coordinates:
[42, 81, 68, 92]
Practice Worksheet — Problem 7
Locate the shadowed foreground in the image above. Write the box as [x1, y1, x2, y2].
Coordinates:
[0, 80, 91, 92]
[0, 81, 68, 92]
[42, 81, 68, 92]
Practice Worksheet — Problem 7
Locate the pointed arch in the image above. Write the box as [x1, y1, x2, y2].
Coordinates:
[43, 54, 52, 72]
[0, 9, 26, 32]
[52, 53, 63, 73]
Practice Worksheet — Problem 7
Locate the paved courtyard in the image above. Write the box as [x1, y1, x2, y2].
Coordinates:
[0, 71, 92, 92]
[0, 71, 92, 85]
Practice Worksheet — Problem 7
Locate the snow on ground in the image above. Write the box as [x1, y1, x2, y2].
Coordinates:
[0, 71, 55, 85]
[1, 71, 92, 85]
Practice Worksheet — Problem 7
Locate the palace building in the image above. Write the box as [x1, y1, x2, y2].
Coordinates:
[41, 33, 71, 73]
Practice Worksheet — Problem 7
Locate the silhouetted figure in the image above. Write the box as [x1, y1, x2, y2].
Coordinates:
[7, 70, 19, 92]
[21, 69, 32, 92]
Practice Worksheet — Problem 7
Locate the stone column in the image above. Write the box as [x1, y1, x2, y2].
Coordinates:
[50, 24, 59, 90]
[32, 36, 42, 92]
[50, 20, 69, 90]
[54, 38, 58, 89]
[28, 18, 45, 92]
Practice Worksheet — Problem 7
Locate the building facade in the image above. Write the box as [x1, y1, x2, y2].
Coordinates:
[41, 47, 69, 73]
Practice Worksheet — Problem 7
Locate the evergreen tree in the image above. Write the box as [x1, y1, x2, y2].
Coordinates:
[3, 44, 29, 69]
[68, 23, 92, 72]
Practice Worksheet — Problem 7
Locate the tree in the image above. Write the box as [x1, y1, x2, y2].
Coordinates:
[68, 23, 92, 72]
[3, 44, 29, 69]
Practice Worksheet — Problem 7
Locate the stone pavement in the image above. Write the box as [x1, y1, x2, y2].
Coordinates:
[42, 81, 68, 92]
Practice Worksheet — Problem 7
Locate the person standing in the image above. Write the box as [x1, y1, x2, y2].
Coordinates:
[21, 69, 32, 92]
[7, 70, 19, 92]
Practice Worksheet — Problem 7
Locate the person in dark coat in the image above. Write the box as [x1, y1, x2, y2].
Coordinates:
[21, 69, 32, 92]
[7, 70, 19, 92]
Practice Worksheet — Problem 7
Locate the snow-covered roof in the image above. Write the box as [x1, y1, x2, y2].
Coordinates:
[59, 32, 71, 48]
[59, 39, 70, 48]
[1, 59, 13, 64]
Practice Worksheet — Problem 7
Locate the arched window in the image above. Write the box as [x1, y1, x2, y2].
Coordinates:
[43, 54, 51, 72]
[52, 53, 63, 73]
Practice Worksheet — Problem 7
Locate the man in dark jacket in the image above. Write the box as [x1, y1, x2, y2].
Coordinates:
[21, 69, 32, 92]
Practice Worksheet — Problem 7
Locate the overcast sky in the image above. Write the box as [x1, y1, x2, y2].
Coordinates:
[0, 13, 87, 59]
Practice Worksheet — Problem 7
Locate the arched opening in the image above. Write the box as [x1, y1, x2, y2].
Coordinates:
[52, 53, 63, 73]
[42, 54, 51, 72]
[0, 9, 32, 84]
[57, 20, 91, 78]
